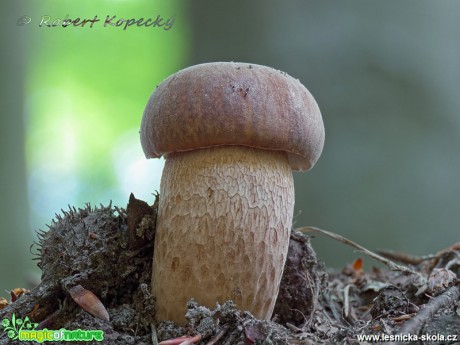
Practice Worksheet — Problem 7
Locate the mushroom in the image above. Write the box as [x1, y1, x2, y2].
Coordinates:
[140, 62, 324, 324]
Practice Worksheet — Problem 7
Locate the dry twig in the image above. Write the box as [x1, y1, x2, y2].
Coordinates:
[395, 285, 460, 343]
[378, 242, 460, 266]
[205, 326, 229, 345]
[297, 227, 421, 276]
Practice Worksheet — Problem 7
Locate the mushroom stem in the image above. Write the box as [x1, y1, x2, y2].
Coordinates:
[152, 145, 295, 323]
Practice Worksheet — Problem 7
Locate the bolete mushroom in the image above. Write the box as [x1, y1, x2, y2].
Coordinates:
[140, 62, 324, 324]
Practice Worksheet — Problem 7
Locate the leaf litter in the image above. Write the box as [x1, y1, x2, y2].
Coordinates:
[1, 194, 459, 344]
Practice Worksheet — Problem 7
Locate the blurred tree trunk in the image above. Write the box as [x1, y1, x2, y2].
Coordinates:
[0, 1, 32, 291]
[187, 0, 460, 267]
[188, 1, 269, 65]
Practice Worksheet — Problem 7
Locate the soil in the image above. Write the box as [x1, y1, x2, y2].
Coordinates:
[0, 194, 459, 344]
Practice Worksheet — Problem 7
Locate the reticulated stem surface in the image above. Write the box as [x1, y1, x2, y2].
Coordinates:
[152, 146, 295, 323]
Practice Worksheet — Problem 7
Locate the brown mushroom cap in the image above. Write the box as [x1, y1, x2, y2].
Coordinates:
[140, 62, 324, 171]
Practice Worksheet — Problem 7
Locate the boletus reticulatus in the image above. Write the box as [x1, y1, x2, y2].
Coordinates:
[140, 62, 325, 324]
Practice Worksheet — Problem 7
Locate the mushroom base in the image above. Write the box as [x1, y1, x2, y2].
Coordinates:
[152, 146, 295, 324]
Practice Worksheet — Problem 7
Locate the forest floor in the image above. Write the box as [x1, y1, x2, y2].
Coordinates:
[0, 194, 459, 345]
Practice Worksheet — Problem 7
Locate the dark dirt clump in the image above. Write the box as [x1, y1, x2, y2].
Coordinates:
[0, 194, 157, 345]
[1, 195, 459, 344]
[273, 231, 327, 326]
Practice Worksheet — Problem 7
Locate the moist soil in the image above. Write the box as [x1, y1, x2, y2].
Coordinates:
[0, 194, 459, 344]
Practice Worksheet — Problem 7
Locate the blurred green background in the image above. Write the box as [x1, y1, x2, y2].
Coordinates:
[1, 0, 459, 295]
